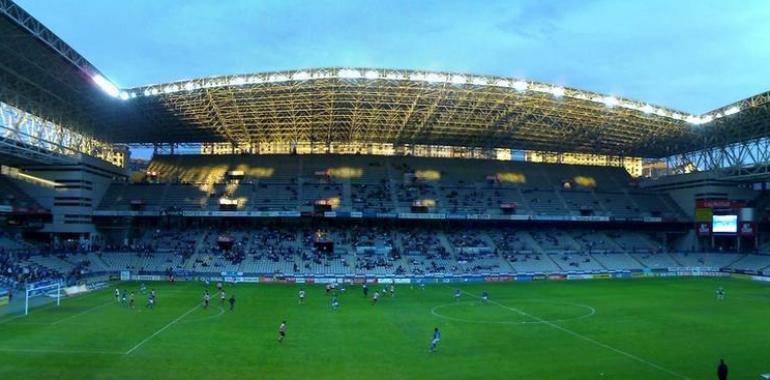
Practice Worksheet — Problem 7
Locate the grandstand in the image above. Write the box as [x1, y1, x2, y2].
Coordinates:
[2, 0, 770, 378]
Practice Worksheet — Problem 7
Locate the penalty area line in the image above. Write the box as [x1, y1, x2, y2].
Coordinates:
[461, 291, 690, 380]
[125, 304, 200, 355]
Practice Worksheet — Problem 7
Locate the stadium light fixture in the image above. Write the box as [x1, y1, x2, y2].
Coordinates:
[512, 81, 528, 91]
[424, 73, 446, 83]
[471, 77, 487, 86]
[92, 74, 120, 98]
[385, 72, 404, 80]
[293, 71, 311, 81]
[338, 69, 362, 79]
[603, 96, 618, 107]
[450, 75, 467, 85]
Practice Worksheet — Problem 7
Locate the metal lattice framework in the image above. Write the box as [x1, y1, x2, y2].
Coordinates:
[117, 68, 707, 158]
[1, 0, 770, 172]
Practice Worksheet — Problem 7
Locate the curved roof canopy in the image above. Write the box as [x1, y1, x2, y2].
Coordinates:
[1, 0, 769, 159]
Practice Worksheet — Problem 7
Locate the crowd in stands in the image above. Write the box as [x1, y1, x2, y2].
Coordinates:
[3, 224, 770, 290]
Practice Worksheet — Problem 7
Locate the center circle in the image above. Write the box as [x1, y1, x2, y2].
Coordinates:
[431, 300, 595, 325]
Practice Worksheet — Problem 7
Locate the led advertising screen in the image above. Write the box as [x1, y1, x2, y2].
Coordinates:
[712, 215, 738, 234]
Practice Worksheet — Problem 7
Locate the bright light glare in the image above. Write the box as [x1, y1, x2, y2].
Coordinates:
[471, 77, 487, 86]
[425, 73, 445, 83]
[551, 87, 565, 97]
[364, 70, 379, 79]
[293, 72, 311, 81]
[724, 106, 740, 116]
[92, 74, 120, 97]
[603, 96, 618, 107]
[450, 75, 466, 84]
[641, 104, 653, 114]
[338, 69, 361, 79]
[512, 81, 528, 91]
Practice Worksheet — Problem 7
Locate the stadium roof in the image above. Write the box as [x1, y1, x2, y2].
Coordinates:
[1, 0, 769, 159]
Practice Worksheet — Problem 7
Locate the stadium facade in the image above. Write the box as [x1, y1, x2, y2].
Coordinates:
[2, 0, 770, 285]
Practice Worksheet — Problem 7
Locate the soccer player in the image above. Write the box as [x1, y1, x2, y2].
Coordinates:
[455, 288, 461, 301]
[372, 291, 380, 305]
[128, 292, 135, 308]
[228, 294, 236, 311]
[363, 284, 369, 297]
[115, 288, 120, 302]
[121, 289, 128, 304]
[220, 290, 226, 305]
[217, 282, 223, 292]
[481, 290, 488, 303]
[389, 284, 395, 297]
[325, 284, 332, 294]
[298, 288, 305, 304]
[278, 321, 287, 343]
[146, 293, 155, 309]
[716, 286, 726, 300]
[140, 283, 147, 294]
[150, 289, 156, 301]
[331, 294, 339, 311]
[203, 291, 210, 309]
[430, 327, 441, 352]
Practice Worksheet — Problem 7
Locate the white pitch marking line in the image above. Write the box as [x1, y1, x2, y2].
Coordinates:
[125, 304, 200, 355]
[462, 291, 689, 380]
[50, 301, 112, 325]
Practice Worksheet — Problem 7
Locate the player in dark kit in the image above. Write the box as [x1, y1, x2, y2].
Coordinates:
[278, 321, 287, 343]
[717, 359, 728, 380]
[228, 294, 236, 311]
[203, 291, 210, 309]
[363, 284, 368, 297]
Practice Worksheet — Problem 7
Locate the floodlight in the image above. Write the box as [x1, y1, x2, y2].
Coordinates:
[603, 96, 618, 107]
[471, 77, 487, 86]
[450, 75, 466, 85]
[338, 69, 361, 79]
[385, 72, 404, 80]
[425, 73, 445, 83]
[92, 74, 120, 97]
[119, 91, 129, 101]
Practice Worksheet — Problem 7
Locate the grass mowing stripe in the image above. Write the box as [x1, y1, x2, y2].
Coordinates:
[125, 304, 201, 355]
[50, 301, 113, 325]
[461, 291, 690, 380]
[0, 347, 124, 355]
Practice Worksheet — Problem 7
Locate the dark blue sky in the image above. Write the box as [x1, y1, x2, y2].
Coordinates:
[17, 0, 770, 113]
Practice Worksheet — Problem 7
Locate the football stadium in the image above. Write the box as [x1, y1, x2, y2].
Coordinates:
[1, 1, 770, 379]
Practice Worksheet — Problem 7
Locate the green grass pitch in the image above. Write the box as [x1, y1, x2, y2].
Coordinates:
[0, 277, 768, 379]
